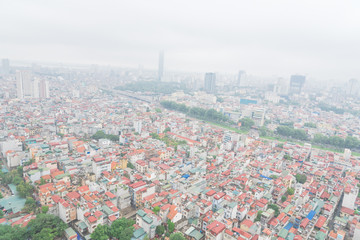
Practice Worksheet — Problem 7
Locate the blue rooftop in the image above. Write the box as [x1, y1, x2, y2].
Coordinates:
[306, 210, 316, 220]
[284, 222, 293, 230]
[260, 175, 272, 180]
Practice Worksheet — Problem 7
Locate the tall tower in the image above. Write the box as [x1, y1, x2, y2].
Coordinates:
[289, 75, 305, 95]
[16, 71, 24, 99]
[204, 73, 216, 94]
[237, 71, 245, 87]
[39, 80, 50, 98]
[32, 79, 40, 98]
[158, 51, 164, 81]
[2, 59, 9, 75]
[349, 78, 358, 96]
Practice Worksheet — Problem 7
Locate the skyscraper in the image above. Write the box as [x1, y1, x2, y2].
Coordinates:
[1, 59, 9, 75]
[32, 79, 40, 98]
[237, 71, 245, 87]
[158, 51, 164, 81]
[16, 70, 32, 99]
[289, 75, 305, 95]
[204, 73, 216, 94]
[39, 80, 50, 98]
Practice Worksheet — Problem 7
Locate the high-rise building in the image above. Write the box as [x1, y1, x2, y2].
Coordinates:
[237, 71, 245, 87]
[1, 59, 9, 75]
[16, 71, 49, 99]
[134, 120, 142, 134]
[289, 75, 305, 95]
[39, 80, 50, 98]
[32, 79, 40, 98]
[16, 70, 32, 99]
[348, 78, 359, 96]
[158, 51, 164, 81]
[204, 72, 216, 94]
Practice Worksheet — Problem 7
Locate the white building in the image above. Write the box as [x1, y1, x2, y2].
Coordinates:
[0, 139, 23, 156]
[134, 120, 142, 134]
[92, 157, 111, 179]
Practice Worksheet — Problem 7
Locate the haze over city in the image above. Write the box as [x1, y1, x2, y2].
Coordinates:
[1, 0, 360, 81]
[2, 1, 360, 240]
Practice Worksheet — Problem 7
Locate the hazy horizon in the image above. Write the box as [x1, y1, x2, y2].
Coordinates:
[1, 0, 360, 82]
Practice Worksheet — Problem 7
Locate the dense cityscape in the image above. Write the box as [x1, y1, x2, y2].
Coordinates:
[0, 57, 360, 240]
[2, 1, 360, 239]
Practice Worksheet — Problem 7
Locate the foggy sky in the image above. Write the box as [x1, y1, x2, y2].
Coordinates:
[1, 0, 360, 81]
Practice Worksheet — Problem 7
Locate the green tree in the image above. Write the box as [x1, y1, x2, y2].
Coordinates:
[216, 96, 224, 103]
[127, 162, 135, 169]
[26, 214, 67, 239]
[267, 204, 280, 217]
[0, 192, 3, 199]
[287, 188, 295, 195]
[152, 206, 160, 214]
[108, 218, 135, 240]
[12, 175, 23, 185]
[304, 122, 316, 128]
[17, 166, 23, 176]
[23, 197, 37, 213]
[32, 228, 55, 240]
[169, 232, 186, 240]
[0, 209, 3, 218]
[41, 206, 49, 214]
[167, 220, 175, 233]
[295, 174, 307, 184]
[16, 182, 34, 198]
[254, 211, 263, 222]
[239, 117, 254, 130]
[40, 178, 46, 185]
[0, 225, 26, 240]
[91, 225, 109, 240]
[281, 195, 287, 202]
[156, 225, 165, 236]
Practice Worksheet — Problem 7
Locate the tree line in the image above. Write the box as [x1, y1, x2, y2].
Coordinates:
[92, 130, 119, 142]
[276, 125, 360, 151]
[313, 134, 360, 150]
[160, 101, 232, 124]
[276, 126, 308, 141]
[91, 218, 135, 240]
[0, 214, 67, 240]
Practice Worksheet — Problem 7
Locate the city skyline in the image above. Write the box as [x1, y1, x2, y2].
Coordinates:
[1, 0, 360, 81]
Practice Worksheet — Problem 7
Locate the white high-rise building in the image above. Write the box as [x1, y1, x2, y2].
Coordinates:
[134, 120, 142, 134]
[32, 79, 40, 98]
[39, 80, 50, 98]
[16, 70, 32, 99]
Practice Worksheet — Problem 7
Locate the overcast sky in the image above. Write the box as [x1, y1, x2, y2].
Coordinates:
[1, 0, 360, 81]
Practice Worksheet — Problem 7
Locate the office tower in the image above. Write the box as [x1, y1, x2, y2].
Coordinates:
[204, 72, 216, 94]
[158, 51, 164, 81]
[237, 71, 245, 87]
[2, 59, 9, 75]
[134, 120, 142, 134]
[349, 78, 358, 96]
[276, 77, 288, 95]
[289, 75, 305, 95]
[252, 108, 265, 126]
[32, 79, 40, 98]
[16, 70, 32, 99]
[39, 80, 50, 98]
